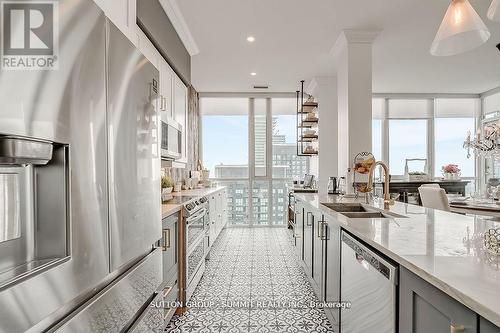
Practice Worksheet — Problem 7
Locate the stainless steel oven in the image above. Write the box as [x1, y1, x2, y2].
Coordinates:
[178, 196, 210, 303]
[161, 117, 182, 160]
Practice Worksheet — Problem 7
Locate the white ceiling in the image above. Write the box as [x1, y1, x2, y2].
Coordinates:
[175, 0, 500, 94]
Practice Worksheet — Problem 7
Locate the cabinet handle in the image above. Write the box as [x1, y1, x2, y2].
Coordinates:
[162, 228, 171, 251]
[321, 222, 330, 241]
[317, 218, 324, 238]
[162, 285, 173, 297]
[306, 212, 313, 226]
[450, 324, 465, 333]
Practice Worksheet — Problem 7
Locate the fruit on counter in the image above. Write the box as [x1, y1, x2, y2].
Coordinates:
[354, 156, 376, 174]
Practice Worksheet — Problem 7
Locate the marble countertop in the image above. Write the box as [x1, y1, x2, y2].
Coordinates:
[161, 186, 226, 219]
[294, 193, 500, 327]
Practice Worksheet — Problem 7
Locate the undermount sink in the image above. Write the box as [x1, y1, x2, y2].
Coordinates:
[321, 202, 408, 219]
[340, 212, 388, 218]
[321, 203, 369, 212]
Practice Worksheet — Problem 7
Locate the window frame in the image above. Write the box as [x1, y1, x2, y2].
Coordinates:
[373, 95, 480, 187]
[200, 93, 305, 227]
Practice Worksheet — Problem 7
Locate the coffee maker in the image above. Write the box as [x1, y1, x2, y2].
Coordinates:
[328, 176, 339, 194]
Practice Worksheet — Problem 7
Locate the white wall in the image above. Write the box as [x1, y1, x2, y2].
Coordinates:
[336, 31, 377, 181]
[307, 77, 338, 194]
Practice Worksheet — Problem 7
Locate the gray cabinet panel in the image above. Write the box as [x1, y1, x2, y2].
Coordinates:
[480, 317, 500, 333]
[324, 217, 340, 328]
[294, 204, 304, 260]
[303, 211, 314, 277]
[162, 213, 178, 284]
[400, 267, 478, 333]
[312, 212, 324, 292]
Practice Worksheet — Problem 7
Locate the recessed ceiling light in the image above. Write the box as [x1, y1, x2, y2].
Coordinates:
[246, 36, 255, 43]
[250, 72, 257, 76]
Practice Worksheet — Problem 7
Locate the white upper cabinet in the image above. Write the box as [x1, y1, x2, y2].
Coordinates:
[174, 76, 188, 163]
[93, 0, 137, 45]
[159, 60, 174, 120]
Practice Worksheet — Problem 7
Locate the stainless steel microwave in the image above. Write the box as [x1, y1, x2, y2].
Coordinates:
[161, 117, 182, 160]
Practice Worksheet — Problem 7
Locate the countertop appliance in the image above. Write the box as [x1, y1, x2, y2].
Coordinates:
[328, 176, 338, 194]
[341, 231, 398, 333]
[0, 2, 163, 331]
[176, 195, 209, 304]
[161, 117, 182, 160]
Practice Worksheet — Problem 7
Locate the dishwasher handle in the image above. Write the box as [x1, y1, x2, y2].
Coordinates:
[342, 232, 398, 285]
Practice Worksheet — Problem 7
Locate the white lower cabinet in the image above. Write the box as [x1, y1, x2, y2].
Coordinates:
[208, 188, 227, 248]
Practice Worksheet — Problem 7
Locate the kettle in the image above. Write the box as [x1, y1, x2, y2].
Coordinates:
[328, 176, 338, 194]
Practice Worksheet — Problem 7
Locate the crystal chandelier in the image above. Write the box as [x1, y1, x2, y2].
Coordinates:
[464, 123, 500, 160]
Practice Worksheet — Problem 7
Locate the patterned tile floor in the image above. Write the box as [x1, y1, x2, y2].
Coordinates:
[165, 228, 335, 333]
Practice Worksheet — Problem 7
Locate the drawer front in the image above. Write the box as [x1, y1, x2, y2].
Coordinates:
[56, 249, 163, 333]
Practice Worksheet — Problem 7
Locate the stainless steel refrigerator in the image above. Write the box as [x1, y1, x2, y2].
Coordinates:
[0, 1, 163, 332]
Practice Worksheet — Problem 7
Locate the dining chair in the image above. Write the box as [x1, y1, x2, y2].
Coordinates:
[420, 183, 440, 188]
[418, 186, 451, 212]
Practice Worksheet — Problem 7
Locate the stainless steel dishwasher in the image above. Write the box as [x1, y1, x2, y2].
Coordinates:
[340, 231, 398, 333]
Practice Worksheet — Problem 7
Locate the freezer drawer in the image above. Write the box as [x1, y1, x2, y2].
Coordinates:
[54, 249, 162, 333]
[128, 282, 178, 333]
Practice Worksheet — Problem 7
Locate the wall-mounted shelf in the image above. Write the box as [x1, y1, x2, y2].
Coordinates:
[300, 135, 318, 143]
[296, 80, 319, 157]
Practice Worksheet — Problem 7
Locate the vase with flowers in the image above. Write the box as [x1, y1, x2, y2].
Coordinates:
[441, 164, 461, 180]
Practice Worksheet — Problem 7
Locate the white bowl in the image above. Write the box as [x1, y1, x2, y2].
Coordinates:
[304, 130, 316, 136]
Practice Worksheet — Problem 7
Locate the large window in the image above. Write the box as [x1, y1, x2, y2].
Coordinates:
[389, 119, 428, 175]
[372, 97, 479, 186]
[201, 96, 308, 226]
[202, 98, 248, 178]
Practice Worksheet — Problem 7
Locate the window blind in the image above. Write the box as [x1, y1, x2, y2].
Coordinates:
[201, 98, 248, 115]
[434, 98, 479, 118]
[388, 99, 431, 119]
[372, 98, 385, 119]
[484, 93, 500, 115]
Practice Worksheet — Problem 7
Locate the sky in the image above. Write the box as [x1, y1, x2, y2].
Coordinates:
[203, 114, 475, 178]
[374, 118, 475, 176]
[202, 115, 297, 175]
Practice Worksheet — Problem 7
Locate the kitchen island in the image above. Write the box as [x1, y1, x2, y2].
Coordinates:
[293, 193, 500, 331]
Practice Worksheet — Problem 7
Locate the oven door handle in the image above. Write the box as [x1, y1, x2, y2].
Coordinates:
[186, 208, 207, 223]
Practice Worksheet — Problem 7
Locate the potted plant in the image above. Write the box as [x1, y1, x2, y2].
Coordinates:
[441, 164, 461, 180]
[161, 175, 174, 201]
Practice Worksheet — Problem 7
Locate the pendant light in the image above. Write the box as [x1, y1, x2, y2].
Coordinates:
[488, 0, 500, 21]
[431, 0, 490, 56]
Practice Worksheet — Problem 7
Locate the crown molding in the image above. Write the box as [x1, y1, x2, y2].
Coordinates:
[330, 29, 381, 55]
[158, 0, 200, 56]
